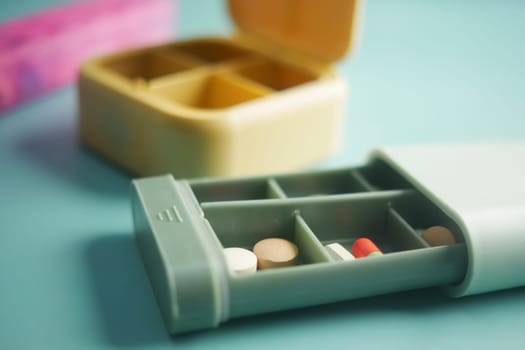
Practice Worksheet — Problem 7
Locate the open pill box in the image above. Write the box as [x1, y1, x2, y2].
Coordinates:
[78, 0, 362, 177]
[131, 142, 525, 334]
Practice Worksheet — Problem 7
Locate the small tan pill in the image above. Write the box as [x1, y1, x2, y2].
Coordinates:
[223, 247, 257, 274]
[421, 226, 456, 246]
[253, 238, 298, 269]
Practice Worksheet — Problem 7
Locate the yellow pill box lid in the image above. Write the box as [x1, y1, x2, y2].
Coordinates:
[229, 0, 362, 64]
[371, 141, 525, 297]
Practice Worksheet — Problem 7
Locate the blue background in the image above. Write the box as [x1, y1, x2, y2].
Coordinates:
[1, 0, 525, 349]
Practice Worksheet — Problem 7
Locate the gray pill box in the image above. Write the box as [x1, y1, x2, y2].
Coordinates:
[131, 142, 525, 334]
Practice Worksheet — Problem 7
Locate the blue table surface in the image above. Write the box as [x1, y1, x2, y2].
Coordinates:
[1, 0, 525, 349]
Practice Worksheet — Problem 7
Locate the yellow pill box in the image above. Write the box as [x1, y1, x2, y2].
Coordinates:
[78, 0, 362, 177]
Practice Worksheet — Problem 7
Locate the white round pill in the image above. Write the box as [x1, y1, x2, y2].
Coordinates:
[223, 247, 258, 274]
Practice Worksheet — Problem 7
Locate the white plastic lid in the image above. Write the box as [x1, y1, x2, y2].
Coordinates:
[371, 141, 525, 297]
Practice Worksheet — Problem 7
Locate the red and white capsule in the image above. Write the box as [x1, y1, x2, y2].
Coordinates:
[351, 237, 383, 258]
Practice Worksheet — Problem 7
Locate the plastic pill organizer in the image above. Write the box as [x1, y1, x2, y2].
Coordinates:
[132, 142, 525, 334]
[0, 0, 173, 113]
[78, 0, 362, 177]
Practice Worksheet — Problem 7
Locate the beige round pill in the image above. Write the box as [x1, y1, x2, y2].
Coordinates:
[223, 247, 257, 274]
[253, 238, 299, 269]
[421, 226, 456, 246]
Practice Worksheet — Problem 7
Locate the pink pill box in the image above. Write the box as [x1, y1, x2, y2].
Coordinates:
[0, 0, 175, 114]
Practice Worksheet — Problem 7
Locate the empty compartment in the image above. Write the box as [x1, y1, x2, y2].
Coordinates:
[356, 158, 412, 190]
[165, 39, 253, 63]
[276, 168, 372, 197]
[151, 72, 270, 109]
[190, 178, 280, 202]
[387, 207, 430, 250]
[103, 51, 195, 81]
[393, 191, 465, 245]
[235, 59, 318, 90]
[202, 204, 331, 267]
[298, 191, 425, 254]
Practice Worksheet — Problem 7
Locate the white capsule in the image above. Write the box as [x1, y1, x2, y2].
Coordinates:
[325, 243, 355, 261]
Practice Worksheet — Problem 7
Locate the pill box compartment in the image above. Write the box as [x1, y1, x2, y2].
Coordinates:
[150, 71, 272, 110]
[190, 177, 287, 202]
[132, 156, 469, 334]
[297, 191, 428, 253]
[161, 39, 252, 63]
[202, 205, 332, 266]
[103, 50, 199, 83]
[275, 168, 373, 197]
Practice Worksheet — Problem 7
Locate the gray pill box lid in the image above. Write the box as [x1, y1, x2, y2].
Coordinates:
[370, 141, 525, 297]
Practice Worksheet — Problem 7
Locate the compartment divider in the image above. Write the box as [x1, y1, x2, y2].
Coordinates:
[215, 71, 276, 96]
[387, 206, 431, 250]
[350, 169, 376, 192]
[149, 69, 270, 109]
[294, 214, 334, 263]
[148, 65, 213, 89]
[267, 179, 287, 199]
